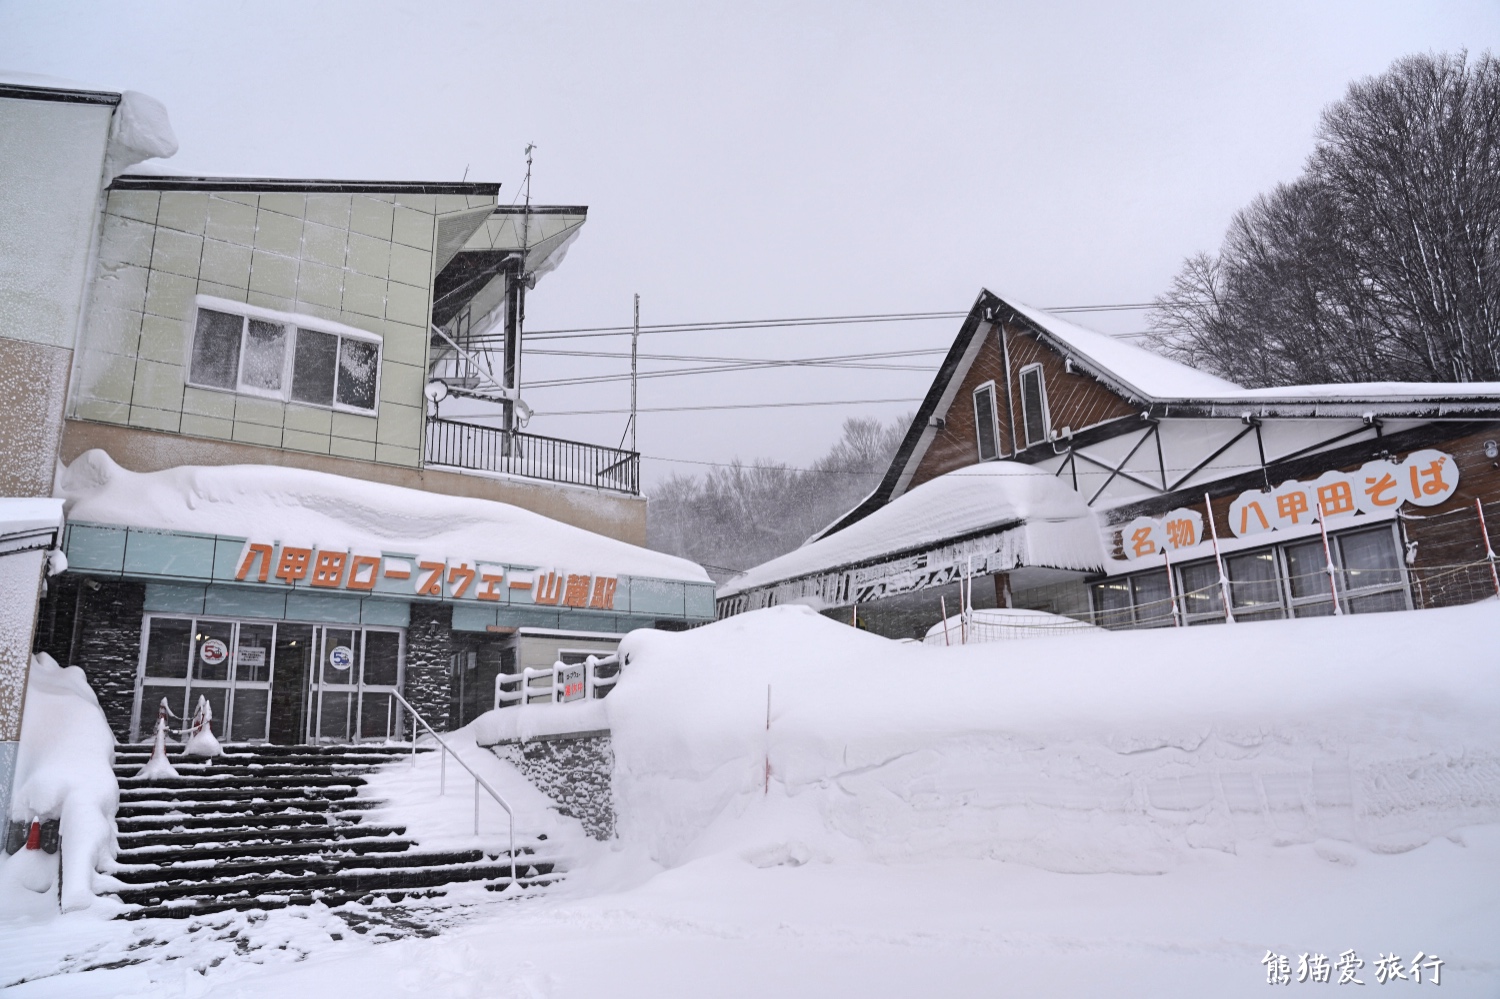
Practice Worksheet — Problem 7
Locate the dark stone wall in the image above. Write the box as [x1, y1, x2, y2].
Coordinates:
[489, 733, 615, 840]
[36, 577, 146, 742]
[405, 603, 454, 732]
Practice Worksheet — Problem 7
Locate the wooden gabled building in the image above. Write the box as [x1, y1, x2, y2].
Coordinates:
[717, 288, 1500, 638]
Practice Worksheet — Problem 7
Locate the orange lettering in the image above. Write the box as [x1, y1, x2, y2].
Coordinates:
[1276, 491, 1309, 524]
[416, 560, 445, 597]
[589, 576, 617, 610]
[448, 562, 475, 599]
[346, 554, 380, 591]
[478, 572, 505, 601]
[1363, 472, 1399, 508]
[1316, 481, 1355, 517]
[533, 571, 563, 606]
[275, 547, 312, 584]
[236, 543, 274, 582]
[562, 574, 591, 607]
[309, 550, 347, 588]
[1239, 501, 1270, 534]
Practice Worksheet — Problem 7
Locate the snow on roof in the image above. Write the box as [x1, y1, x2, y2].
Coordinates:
[1006, 298, 1243, 399]
[1008, 297, 1500, 407]
[0, 498, 64, 538]
[56, 450, 709, 584]
[1208, 381, 1500, 403]
[720, 461, 1104, 596]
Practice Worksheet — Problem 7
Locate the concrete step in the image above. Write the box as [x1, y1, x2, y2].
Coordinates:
[117, 872, 561, 921]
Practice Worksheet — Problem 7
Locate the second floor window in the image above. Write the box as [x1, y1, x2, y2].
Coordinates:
[973, 382, 1000, 461]
[189, 301, 381, 414]
[1019, 363, 1049, 446]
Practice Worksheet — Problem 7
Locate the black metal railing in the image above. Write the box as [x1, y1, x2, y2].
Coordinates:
[425, 417, 640, 495]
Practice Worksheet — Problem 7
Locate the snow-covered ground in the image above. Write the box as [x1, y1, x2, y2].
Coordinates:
[3, 603, 1498, 996]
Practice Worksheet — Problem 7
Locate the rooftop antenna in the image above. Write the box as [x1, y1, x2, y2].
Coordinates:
[631, 293, 639, 454]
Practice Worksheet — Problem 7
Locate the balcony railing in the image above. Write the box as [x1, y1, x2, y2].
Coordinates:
[425, 417, 640, 495]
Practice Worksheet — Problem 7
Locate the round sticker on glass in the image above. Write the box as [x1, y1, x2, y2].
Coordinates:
[199, 638, 229, 666]
[329, 645, 356, 671]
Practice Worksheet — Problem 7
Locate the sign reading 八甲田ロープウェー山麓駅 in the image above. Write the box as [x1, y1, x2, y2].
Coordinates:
[232, 541, 619, 610]
[1119, 450, 1459, 561]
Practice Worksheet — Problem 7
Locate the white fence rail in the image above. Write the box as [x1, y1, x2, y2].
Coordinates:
[494, 654, 621, 710]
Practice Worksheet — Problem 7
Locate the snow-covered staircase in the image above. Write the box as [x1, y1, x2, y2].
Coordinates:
[108, 744, 561, 920]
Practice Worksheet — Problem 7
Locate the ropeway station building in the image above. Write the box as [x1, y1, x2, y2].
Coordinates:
[716, 288, 1500, 638]
[1, 79, 712, 758]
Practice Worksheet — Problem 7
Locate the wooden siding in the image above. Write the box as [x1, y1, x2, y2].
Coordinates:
[907, 323, 1137, 490]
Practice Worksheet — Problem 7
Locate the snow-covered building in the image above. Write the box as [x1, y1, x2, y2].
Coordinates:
[1, 78, 713, 752]
[717, 288, 1500, 638]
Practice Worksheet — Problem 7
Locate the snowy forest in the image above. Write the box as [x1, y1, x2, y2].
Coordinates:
[646, 415, 908, 584]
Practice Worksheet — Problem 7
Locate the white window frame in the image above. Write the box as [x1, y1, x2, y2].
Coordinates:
[972, 380, 1001, 462]
[1018, 363, 1050, 447]
[186, 295, 383, 415]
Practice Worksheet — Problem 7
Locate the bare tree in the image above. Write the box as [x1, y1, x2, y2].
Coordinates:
[1150, 51, 1500, 385]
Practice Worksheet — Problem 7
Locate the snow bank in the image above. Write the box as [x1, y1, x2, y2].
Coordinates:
[472, 700, 610, 745]
[922, 606, 1098, 644]
[56, 449, 708, 584]
[720, 461, 1104, 595]
[608, 603, 1500, 874]
[0, 654, 118, 914]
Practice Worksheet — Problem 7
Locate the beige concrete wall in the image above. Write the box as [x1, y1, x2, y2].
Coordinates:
[0, 337, 74, 496]
[60, 418, 648, 544]
[0, 95, 116, 497]
[70, 187, 494, 468]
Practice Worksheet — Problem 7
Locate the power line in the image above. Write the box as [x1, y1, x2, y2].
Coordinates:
[526, 396, 926, 416]
[526, 358, 936, 390]
[501, 303, 1158, 343]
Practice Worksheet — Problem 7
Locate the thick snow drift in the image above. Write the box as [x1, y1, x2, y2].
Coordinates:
[56, 449, 708, 584]
[609, 603, 1500, 874]
[720, 461, 1104, 595]
[0, 654, 118, 913]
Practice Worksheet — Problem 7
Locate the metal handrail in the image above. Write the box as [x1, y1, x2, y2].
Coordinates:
[389, 689, 516, 881]
[424, 417, 641, 494]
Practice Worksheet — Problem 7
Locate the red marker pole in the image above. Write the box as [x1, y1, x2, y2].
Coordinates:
[1316, 498, 1343, 615]
[939, 596, 950, 646]
[763, 685, 772, 796]
[1205, 493, 1235, 624]
[1476, 498, 1500, 600]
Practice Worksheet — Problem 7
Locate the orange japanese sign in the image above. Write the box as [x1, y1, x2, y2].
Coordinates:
[1227, 449, 1458, 538]
[233, 541, 617, 610]
[1122, 508, 1204, 561]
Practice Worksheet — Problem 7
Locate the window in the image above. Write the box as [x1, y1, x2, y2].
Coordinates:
[1091, 524, 1410, 630]
[188, 299, 381, 414]
[1019, 364, 1049, 446]
[973, 382, 1000, 461]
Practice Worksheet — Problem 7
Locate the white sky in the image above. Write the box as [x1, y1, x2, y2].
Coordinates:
[3, 1, 1497, 486]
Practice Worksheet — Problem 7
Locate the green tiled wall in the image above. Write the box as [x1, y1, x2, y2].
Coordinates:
[72, 188, 497, 468]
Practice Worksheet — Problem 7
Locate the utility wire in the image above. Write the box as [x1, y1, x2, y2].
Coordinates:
[500, 396, 925, 416]
[491, 303, 1157, 343]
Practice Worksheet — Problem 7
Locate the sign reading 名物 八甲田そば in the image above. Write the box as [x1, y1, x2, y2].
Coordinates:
[1122, 507, 1205, 560]
[1227, 449, 1458, 538]
[232, 541, 619, 611]
[1119, 449, 1460, 559]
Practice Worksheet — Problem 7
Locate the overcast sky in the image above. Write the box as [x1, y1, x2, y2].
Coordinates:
[3, 1, 1497, 485]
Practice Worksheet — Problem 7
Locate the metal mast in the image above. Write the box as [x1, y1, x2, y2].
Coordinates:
[631, 293, 639, 453]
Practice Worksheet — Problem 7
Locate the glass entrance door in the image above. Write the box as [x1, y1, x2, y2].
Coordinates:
[136, 616, 277, 742]
[305, 625, 406, 742]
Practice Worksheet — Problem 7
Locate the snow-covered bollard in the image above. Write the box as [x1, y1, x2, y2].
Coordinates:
[182, 695, 222, 758]
[135, 705, 179, 779]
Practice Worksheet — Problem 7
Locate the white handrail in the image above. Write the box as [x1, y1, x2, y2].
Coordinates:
[389, 689, 517, 881]
[495, 654, 620, 710]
